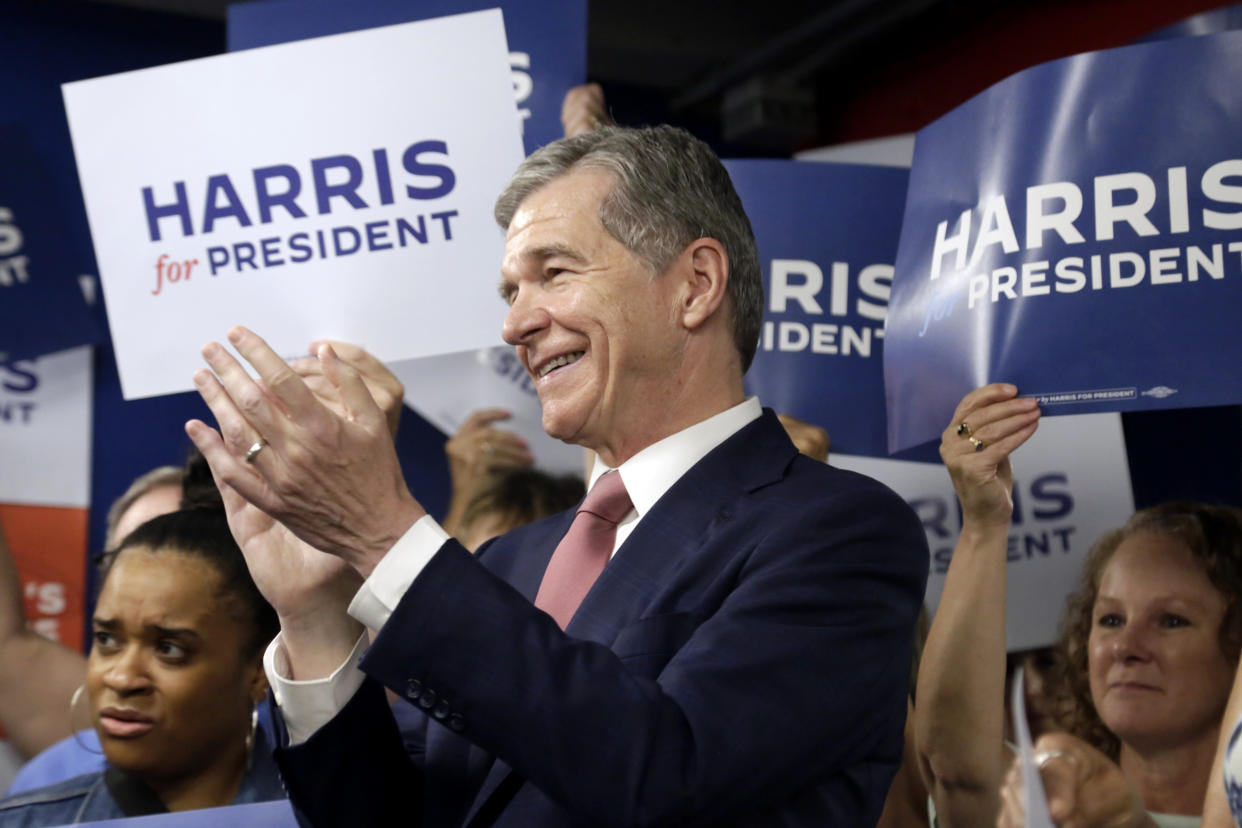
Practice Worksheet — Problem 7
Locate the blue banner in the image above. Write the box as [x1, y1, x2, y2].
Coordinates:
[78, 800, 296, 827]
[227, 0, 587, 157]
[727, 159, 909, 457]
[0, 123, 99, 361]
[885, 30, 1242, 452]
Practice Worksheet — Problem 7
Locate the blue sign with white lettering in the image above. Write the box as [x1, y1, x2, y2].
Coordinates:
[885, 30, 1242, 452]
[727, 159, 909, 457]
[0, 124, 100, 360]
[227, 0, 586, 157]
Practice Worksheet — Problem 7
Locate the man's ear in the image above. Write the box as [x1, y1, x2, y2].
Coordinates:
[678, 238, 729, 331]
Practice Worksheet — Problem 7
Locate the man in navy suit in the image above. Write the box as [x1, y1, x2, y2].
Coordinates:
[188, 125, 928, 826]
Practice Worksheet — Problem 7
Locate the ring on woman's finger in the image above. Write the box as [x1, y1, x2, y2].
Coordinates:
[969, 436, 985, 452]
[956, 421, 972, 436]
[245, 438, 268, 463]
[1033, 748, 1077, 769]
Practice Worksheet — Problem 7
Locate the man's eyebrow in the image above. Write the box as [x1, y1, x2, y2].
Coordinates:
[498, 245, 589, 301]
[527, 244, 587, 264]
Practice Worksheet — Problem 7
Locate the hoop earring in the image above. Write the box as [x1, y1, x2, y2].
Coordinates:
[68, 683, 105, 756]
[244, 706, 257, 772]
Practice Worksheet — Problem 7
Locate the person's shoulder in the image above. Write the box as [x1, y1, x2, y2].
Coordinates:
[776, 452, 917, 516]
[0, 769, 101, 811]
[6, 731, 105, 796]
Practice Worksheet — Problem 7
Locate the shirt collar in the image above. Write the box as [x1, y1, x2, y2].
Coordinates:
[588, 397, 762, 519]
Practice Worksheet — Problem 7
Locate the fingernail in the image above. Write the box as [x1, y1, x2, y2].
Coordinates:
[193, 370, 210, 388]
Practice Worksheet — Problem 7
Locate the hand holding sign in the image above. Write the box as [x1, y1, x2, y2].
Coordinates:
[996, 731, 1155, 828]
[186, 326, 424, 577]
[441, 408, 534, 537]
[941, 384, 1041, 531]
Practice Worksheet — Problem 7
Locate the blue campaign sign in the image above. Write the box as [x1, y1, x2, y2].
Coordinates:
[885, 30, 1242, 453]
[77, 800, 296, 827]
[0, 124, 100, 361]
[727, 159, 910, 457]
[228, 0, 586, 156]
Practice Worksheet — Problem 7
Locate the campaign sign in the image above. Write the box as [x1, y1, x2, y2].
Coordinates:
[63, 10, 523, 400]
[228, 0, 587, 157]
[885, 31, 1242, 452]
[0, 124, 99, 361]
[0, 345, 93, 659]
[392, 347, 585, 476]
[834, 412, 1134, 650]
[726, 160, 909, 457]
[76, 800, 296, 827]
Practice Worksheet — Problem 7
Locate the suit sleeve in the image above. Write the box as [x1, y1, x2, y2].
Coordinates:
[361, 474, 928, 827]
[271, 678, 424, 827]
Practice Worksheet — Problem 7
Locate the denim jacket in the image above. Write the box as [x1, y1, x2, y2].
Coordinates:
[0, 729, 285, 826]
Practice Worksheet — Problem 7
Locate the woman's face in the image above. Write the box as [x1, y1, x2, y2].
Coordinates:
[1088, 531, 1235, 752]
[87, 546, 265, 784]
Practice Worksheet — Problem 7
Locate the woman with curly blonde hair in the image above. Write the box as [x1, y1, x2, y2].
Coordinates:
[997, 501, 1242, 828]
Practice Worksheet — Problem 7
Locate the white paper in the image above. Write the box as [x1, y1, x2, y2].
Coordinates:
[1012, 666, 1057, 827]
[392, 346, 585, 476]
[0, 346, 93, 507]
[833, 412, 1134, 650]
[63, 10, 523, 399]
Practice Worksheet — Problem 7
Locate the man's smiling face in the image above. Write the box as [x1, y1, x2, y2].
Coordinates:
[500, 166, 683, 462]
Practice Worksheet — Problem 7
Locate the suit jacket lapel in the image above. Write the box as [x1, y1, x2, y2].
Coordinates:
[568, 409, 796, 644]
[462, 410, 796, 825]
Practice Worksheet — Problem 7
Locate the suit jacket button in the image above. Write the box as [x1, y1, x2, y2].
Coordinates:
[405, 679, 422, 701]
[418, 688, 438, 709]
[432, 701, 450, 720]
[447, 714, 466, 732]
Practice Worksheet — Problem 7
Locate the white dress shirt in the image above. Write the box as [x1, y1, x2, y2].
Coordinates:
[265, 396, 762, 745]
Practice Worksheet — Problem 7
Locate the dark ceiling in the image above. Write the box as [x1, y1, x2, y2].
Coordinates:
[81, 0, 1236, 154]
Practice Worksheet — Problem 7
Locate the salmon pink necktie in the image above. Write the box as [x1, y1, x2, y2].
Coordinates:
[534, 470, 632, 629]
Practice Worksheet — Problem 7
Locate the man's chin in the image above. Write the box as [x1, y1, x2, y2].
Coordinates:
[540, 410, 584, 446]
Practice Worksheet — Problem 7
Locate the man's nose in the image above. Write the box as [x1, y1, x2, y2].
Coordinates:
[501, 285, 551, 345]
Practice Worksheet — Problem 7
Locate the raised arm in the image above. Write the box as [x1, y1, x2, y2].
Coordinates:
[0, 516, 87, 758]
[440, 408, 533, 539]
[915, 383, 1040, 827]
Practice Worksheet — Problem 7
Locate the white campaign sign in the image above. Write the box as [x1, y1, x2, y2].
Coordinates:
[63, 10, 523, 399]
[391, 347, 584, 476]
[0, 346, 92, 507]
[833, 412, 1134, 650]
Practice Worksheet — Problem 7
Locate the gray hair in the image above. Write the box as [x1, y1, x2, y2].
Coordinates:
[104, 465, 182, 548]
[495, 125, 763, 373]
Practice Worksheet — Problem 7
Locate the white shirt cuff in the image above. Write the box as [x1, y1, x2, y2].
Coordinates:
[264, 631, 370, 747]
[348, 514, 450, 631]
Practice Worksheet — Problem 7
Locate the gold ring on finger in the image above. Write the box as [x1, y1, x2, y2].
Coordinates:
[956, 421, 972, 437]
[969, 436, 984, 452]
[245, 438, 268, 463]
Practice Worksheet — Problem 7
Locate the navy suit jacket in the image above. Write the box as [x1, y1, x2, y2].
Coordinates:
[273, 410, 928, 827]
